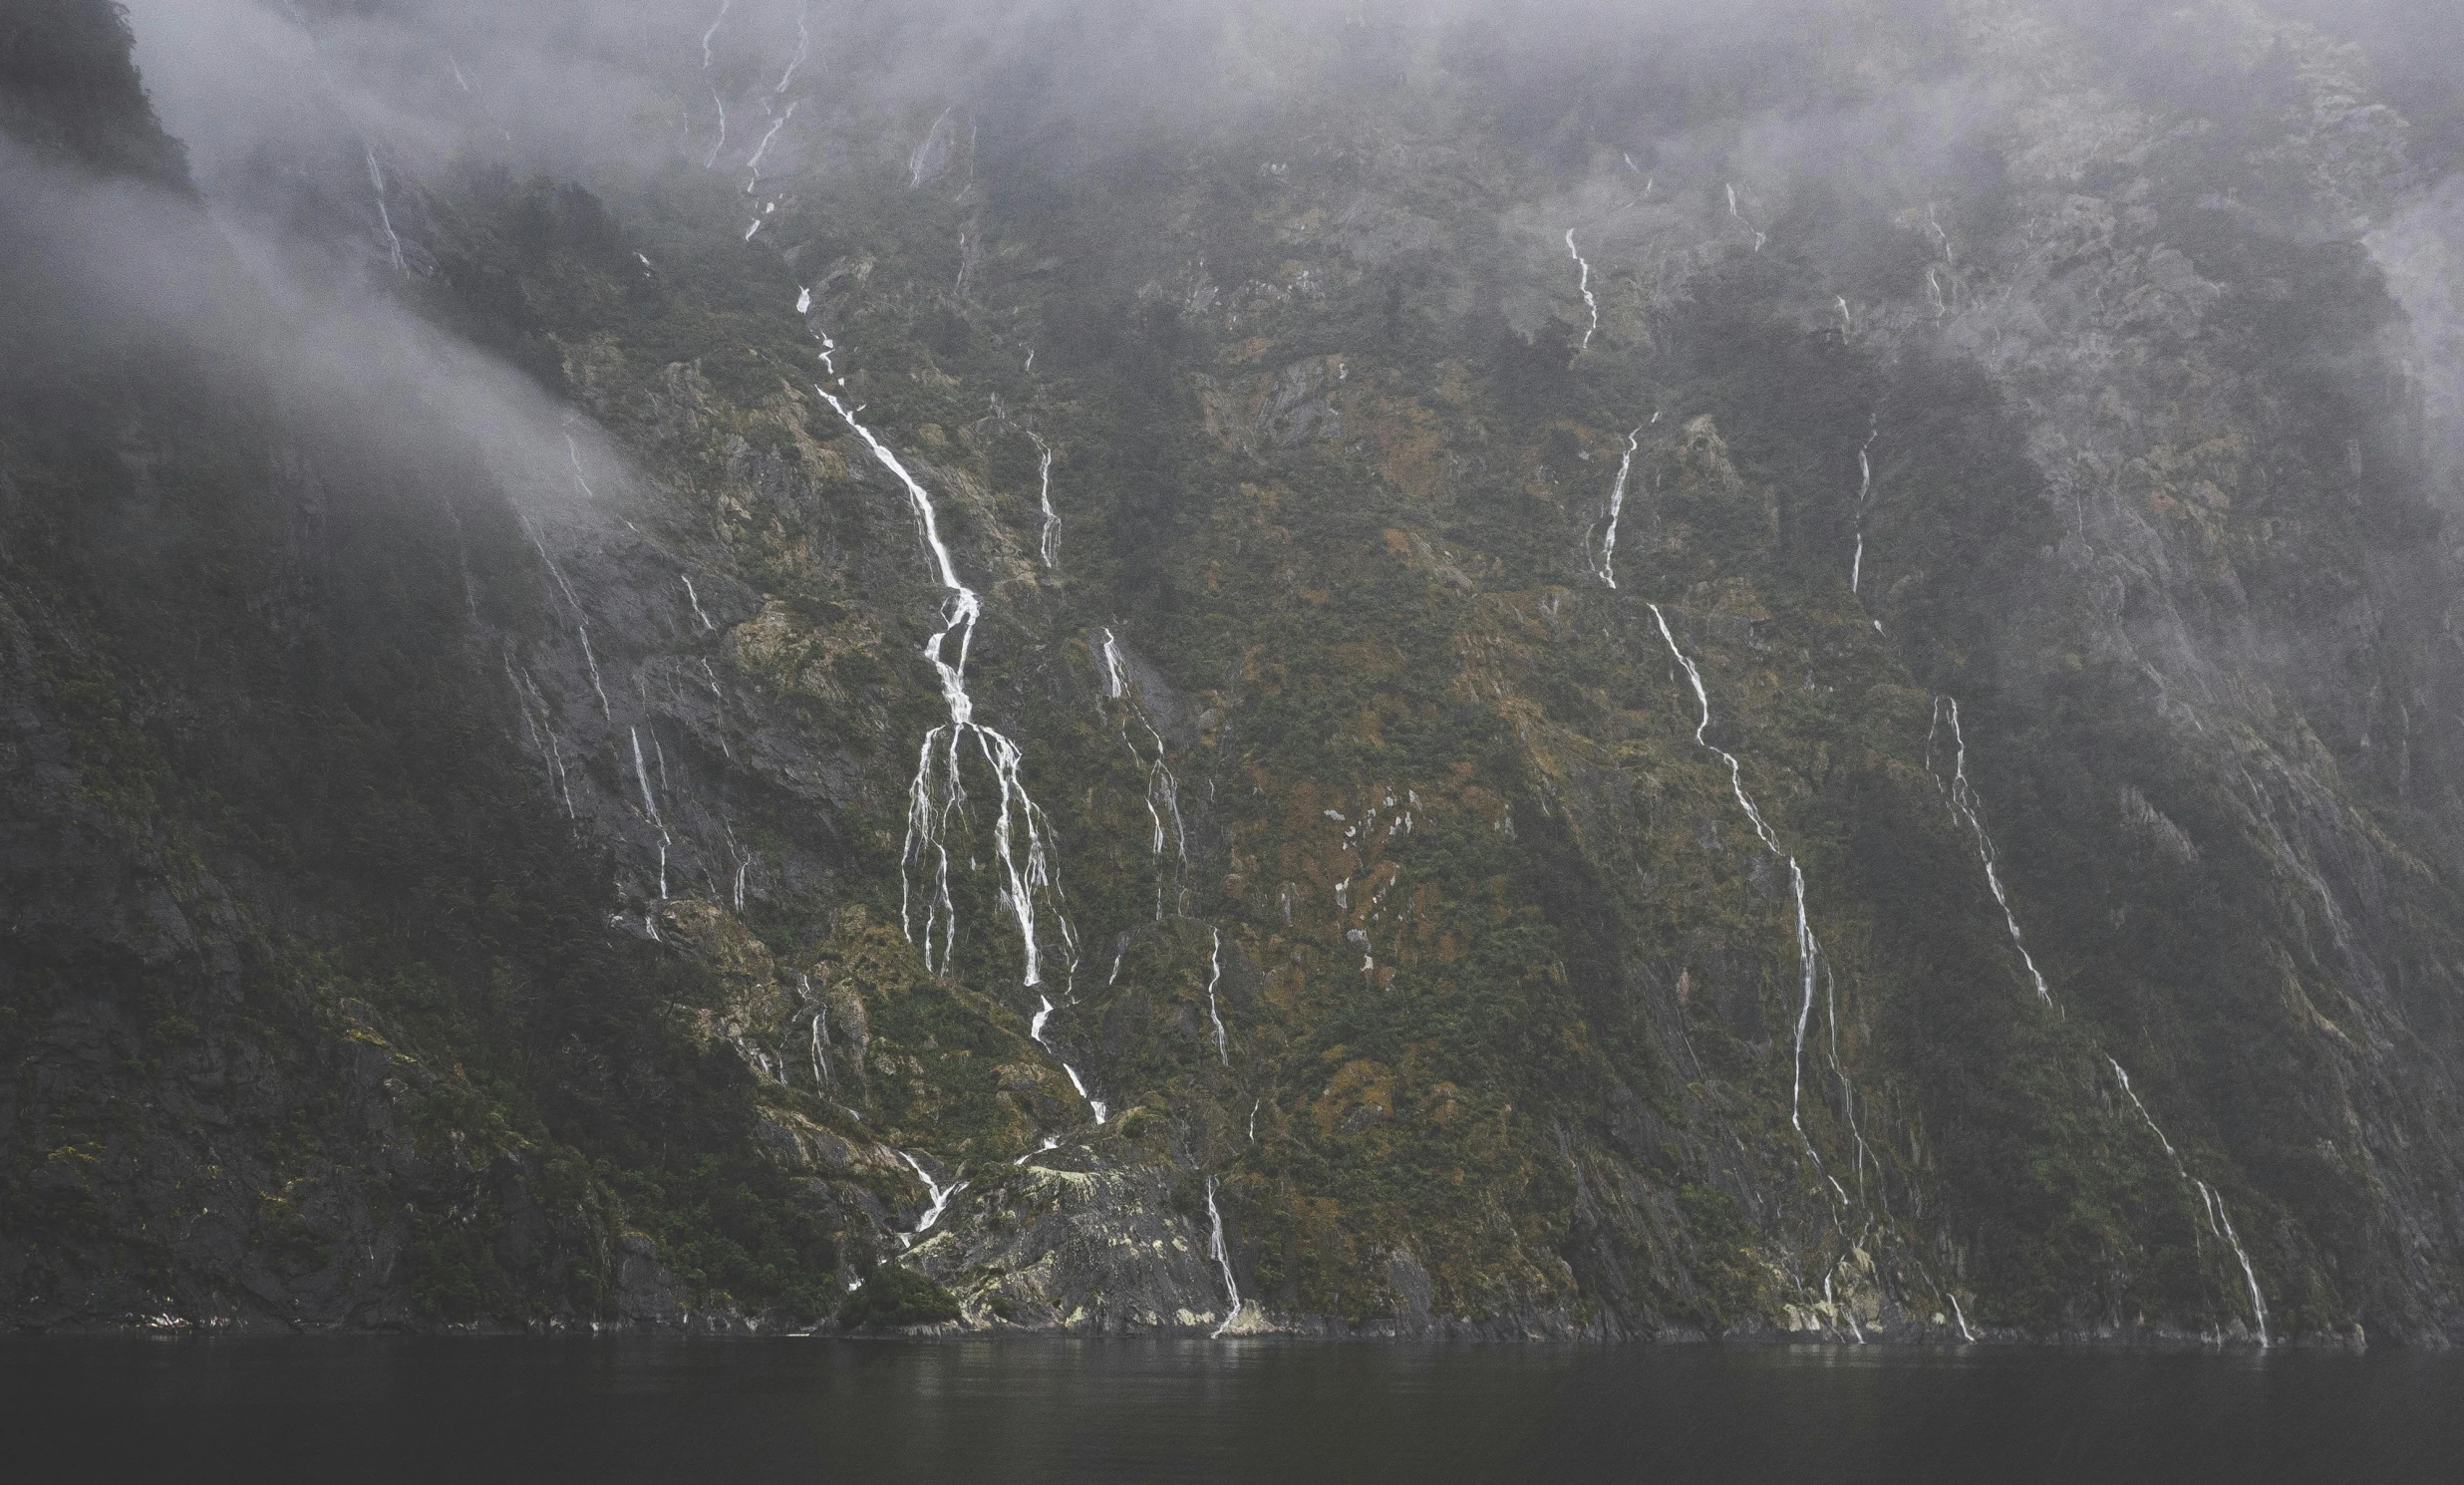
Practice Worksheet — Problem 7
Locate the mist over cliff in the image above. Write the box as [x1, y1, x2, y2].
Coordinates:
[8, 0, 2464, 1346]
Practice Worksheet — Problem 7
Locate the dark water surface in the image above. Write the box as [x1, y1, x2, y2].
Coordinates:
[7, 1336, 2460, 1483]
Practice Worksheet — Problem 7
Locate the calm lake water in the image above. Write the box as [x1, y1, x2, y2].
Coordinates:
[8, 1336, 2461, 1483]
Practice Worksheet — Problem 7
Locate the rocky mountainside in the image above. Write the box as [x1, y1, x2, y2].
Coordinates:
[8, 0, 2464, 1344]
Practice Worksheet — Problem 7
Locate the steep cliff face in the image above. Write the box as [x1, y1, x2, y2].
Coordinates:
[9, 0, 2464, 1343]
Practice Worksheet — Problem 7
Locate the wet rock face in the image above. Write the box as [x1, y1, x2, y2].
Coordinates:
[908, 1158, 1232, 1334]
[17, 0, 2464, 1345]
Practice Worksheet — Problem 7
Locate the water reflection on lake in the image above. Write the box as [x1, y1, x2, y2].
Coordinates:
[8, 1336, 2460, 1483]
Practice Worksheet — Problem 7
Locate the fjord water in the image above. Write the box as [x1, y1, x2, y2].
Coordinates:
[9, 1340, 2461, 1483]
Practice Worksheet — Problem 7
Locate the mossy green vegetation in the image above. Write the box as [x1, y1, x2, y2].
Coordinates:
[837, 1265, 962, 1331]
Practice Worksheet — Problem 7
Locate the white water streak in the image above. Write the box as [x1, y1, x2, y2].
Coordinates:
[1206, 1175, 1244, 1336]
[576, 623, 611, 720]
[1649, 605, 1827, 1174]
[776, 2, 809, 92]
[1596, 427, 1641, 588]
[564, 435, 600, 500]
[1031, 995, 1108, 1123]
[908, 106, 956, 188]
[816, 382, 1069, 989]
[700, 0, 730, 68]
[896, 1151, 965, 1247]
[1206, 929, 1230, 1064]
[1032, 434, 1060, 567]
[1101, 627, 1187, 913]
[1565, 230, 1599, 352]
[364, 147, 406, 274]
[1948, 1293, 1977, 1342]
[2208, 1186, 2271, 1346]
[630, 727, 665, 833]
[1930, 698, 2051, 1007]
[1850, 418, 1877, 594]
[745, 101, 795, 186]
[2110, 1057, 2270, 1345]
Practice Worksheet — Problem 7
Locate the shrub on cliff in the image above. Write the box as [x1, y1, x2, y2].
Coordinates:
[836, 1267, 961, 1331]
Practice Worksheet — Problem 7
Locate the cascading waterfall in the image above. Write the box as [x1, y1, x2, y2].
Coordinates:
[699, 0, 729, 69]
[744, 101, 795, 189]
[1924, 695, 2271, 1343]
[1565, 230, 1599, 352]
[575, 623, 612, 721]
[628, 726, 661, 824]
[1824, 1267, 1867, 1343]
[1205, 1175, 1245, 1336]
[1031, 433, 1060, 567]
[895, 1151, 966, 1247]
[562, 432, 623, 714]
[908, 105, 957, 188]
[815, 380, 1073, 991]
[2205, 1184, 2271, 1347]
[1947, 1293, 1977, 1342]
[519, 513, 578, 607]
[1849, 417, 1877, 594]
[1205, 928, 1230, 1065]
[506, 660, 577, 818]
[564, 433, 601, 499]
[1595, 426, 1641, 588]
[1724, 182, 1765, 252]
[1823, 964, 1880, 1208]
[799, 974, 832, 1087]
[1649, 605, 1833, 1182]
[1030, 995, 1108, 1123]
[1100, 627, 1189, 918]
[2108, 1058, 2271, 1346]
[1927, 698, 2052, 1008]
[629, 727, 672, 900]
[704, 86, 728, 169]
[364, 147, 407, 274]
[682, 575, 716, 631]
[775, 2, 809, 93]
[515, 501, 603, 724]
[724, 816, 753, 911]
